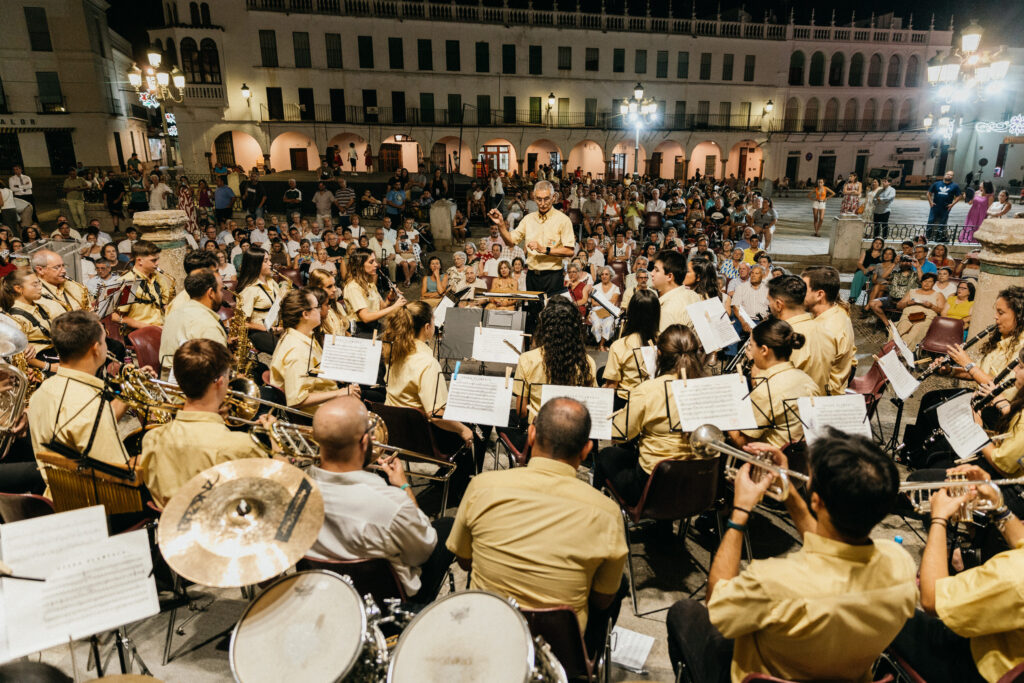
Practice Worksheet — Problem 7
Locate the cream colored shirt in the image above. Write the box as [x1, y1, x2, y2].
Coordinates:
[9, 301, 52, 352]
[709, 533, 918, 683]
[815, 303, 857, 394]
[447, 457, 627, 630]
[237, 279, 284, 328]
[602, 332, 650, 390]
[658, 285, 701, 332]
[343, 279, 382, 323]
[980, 335, 1024, 402]
[936, 543, 1024, 683]
[613, 373, 697, 473]
[270, 328, 338, 414]
[513, 347, 597, 421]
[166, 288, 190, 315]
[786, 312, 832, 393]
[506, 209, 576, 271]
[158, 299, 228, 373]
[988, 412, 1024, 477]
[37, 279, 92, 318]
[118, 268, 174, 327]
[139, 411, 264, 506]
[321, 305, 348, 338]
[742, 361, 821, 448]
[385, 341, 446, 415]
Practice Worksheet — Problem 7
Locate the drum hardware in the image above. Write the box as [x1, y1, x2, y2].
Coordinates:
[157, 458, 324, 588]
[0, 314, 31, 458]
[689, 423, 809, 502]
[898, 474, 1006, 524]
[916, 323, 996, 381]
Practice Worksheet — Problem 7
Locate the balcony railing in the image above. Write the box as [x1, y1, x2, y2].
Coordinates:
[244, 0, 945, 44]
[259, 103, 765, 131]
[773, 117, 917, 133]
[35, 96, 68, 114]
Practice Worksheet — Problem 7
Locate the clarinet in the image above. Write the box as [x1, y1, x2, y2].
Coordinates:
[917, 323, 996, 382]
[972, 359, 1021, 410]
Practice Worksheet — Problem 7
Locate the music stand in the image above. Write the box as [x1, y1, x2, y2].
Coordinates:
[662, 375, 772, 434]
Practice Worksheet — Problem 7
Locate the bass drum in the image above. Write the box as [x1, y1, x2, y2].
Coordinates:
[387, 590, 567, 683]
[230, 570, 387, 683]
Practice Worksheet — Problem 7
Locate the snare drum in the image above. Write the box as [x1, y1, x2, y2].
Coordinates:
[387, 590, 567, 683]
[230, 570, 387, 683]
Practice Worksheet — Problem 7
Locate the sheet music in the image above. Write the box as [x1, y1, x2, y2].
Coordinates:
[639, 345, 657, 379]
[687, 297, 741, 353]
[736, 306, 757, 330]
[471, 327, 524, 365]
[888, 320, 916, 368]
[94, 282, 124, 319]
[264, 294, 282, 328]
[936, 392, 991, 460]
[797, 395, 872, 444]
[611, 626, 655, 674]
[591, 288, 622, 318]
[433, 296, 456, 327]
[0, 506, 107, 574]
[671, 374, 758, 431]
[877, 350, 920, 401]
[319, 334, 382, 386]
[443, 374, 514, 427]
[541, 385, 616, 440]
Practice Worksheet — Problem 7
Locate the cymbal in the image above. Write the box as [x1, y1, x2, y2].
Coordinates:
[158, 458, 324, 588]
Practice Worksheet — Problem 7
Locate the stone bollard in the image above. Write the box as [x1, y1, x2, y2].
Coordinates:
[430, 200, 454, 248]
[129, 210, 189, 291]
[971, 217, 1024, 332]
[828, 214, 866, 272]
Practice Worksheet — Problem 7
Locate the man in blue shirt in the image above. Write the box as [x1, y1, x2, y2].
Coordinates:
[384, 180, 405, 221]
[213, 175, 235, 223]
[926, 171, 961, 237]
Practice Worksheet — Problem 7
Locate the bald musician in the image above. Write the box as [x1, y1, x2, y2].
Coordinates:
[158, 269, 227, 375]
[766, 275, 831, 393]
[802, 266, 856, 394]
[118, 240, 174, 329]
[652, 249, 700, 333]
[165, 250, 218, 314]
[667, 431, 917, 682]
[447, 398, 627, 653]
[139, 339, 266, 506]
[306, 396, 454, 603]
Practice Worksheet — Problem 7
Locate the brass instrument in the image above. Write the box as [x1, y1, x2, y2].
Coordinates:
[0, 315, 31, 458]
[917, 323, 996, 381]
[899, 474, 1006, 523]
[228, 303, 255, 377]
[270, 265, 293, 291]
[110, 362, 183, 423]
[689, 423, 809, 502]
[365, 412, 457, 482]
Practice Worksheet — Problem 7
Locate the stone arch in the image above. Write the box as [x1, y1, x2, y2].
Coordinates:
[861, 98, 877, 131]
[879, 99, 896, 132]
[380, 134, 422, 173]
[269, 131, 320, 171]
[726, 140, 762, 182]
[689, 141, 723, 180]
[828, 52, 845, 86]
[886, 55, 902, 87]
[848, 53, 865, 86]
[327, 133, 368, 172]
[867, 53, 884, 87]
[524, 138, 564, 174]
[804, 97, 820, 132]
[809, 51, 826, 86]
[652, 140, 685, 180]
[479, 138, 518, 174]
[783, 97, 800, 130]
[567, 139, 605, 179]
[432, 136, 473, 175]
[842, 98, 858, 131]
[611, 141, 649, 178]
[822, 98, 840, 132]
[788, 51, 805, 86]
[905, 55, 921, 87]
[897, 100, 914, 130]
[209, 130, 265, 171]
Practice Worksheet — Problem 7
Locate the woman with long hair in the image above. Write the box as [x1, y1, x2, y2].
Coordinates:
[307, 268, 349, 337]
[488, 260, 518, 311]
[235, 246, 285, 354]
[687, 258, 722, 301]
[1, 268, 54, 373]
[215, 249, 236, 286]
[421, 256, 447, 303]
[343, 249, 405, 338]
[603, 289, 660, 390]
[176, 176, 198, 235]
[195, 178, 214, 224]
[839, 172, 862, 216]
[730, 317, 821, 448]
[851, 237, 885, 306]
[269, 287, 358, 416]
[595, 325, 708, 505]
[929, 243, 954, 269]
[867, 247, 898, 303]
[962, 180, 994, 243]
[893, 272, 946, 351]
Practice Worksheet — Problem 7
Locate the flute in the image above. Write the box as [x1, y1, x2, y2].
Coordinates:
[917, 323, 996, 381]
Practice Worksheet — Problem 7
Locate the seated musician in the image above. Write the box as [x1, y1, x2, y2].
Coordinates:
[235, 246, 285, 354]
[343, 249, 405, 338]
[767, 275, 831, 393]
[2, 268, 54, 374]
[602, 289, 659, 390]
[117, 240, 174, 330]
[892, 464, 1024, 683]
[270, 288, 359, 417]
[595, 325, 706, 505]
[32, 249, 92, 317]
[652, 249, 700, 332]
[306, 396, 454, 603]
[165, 250, 218, 314]
[307, 268, 349, 337]
[802, 266, 856, 394]
[158, 269, 227, 375]
[447, 398, 627, 654]
[666, 431, 917, 683]
[28, 310, 132, 473]
[139, 339, 266, 507]
[729, 317, 822, 449]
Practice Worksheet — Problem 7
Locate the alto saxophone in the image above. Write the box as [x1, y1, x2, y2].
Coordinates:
[11, 352, 41, 400]
[229, 304, 254, 377]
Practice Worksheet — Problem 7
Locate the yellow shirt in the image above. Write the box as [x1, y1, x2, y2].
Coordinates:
[37, 279, 92, 318]
[988, 413, 1024, 477]
[742, 361, 821, 448]
[269, 328, 338, 414]
[8, 301, 53, 352]
[343, 279, 382, 323]
[139, 411, 265, 506]
[742, 247, 758, 265]
[321, 305, 349, 337]
[709, 533, 918, 683]
[158, 299, 228, 373]
[237, 279, 283, 328]
[945, 297, 974, 321]
[602, 333, 650, 390]
[612, 373, 697, 473]
[446, 457, 627, 630]
[385, 340, 447, 415]
[658, 285, 702, 333]
[118, 268, 173, 327]
[166, 288, 190, 315]
[815, 303, 857, 394]
[506, 209, 576, 271]
[936, 544, 1024, 683]
[28, 366, 131, 475]
[980, 335, 1024, 402]
[787, 312, 832, 393]
[513, 347, 597, 422]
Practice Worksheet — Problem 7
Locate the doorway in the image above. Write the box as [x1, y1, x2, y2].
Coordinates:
[480, 144, 510, 171]
[214, 131, 235, 167]
[44, 130, 76, 174]
[430, 142, 446, 173]
[816, 155, 836, 184]
[379, 143, 401, 173]
[527, 153, 537, 174]
[737, 147, 749, 181]
[609, 153, 626, 182]
[649, 152, 663, 179]
[785, 156, 800, 184]
[897, 159, 914, 186]
[289, 148, 308, 170]
[703, 155, 717, 178]
[854, 154, 869, 181]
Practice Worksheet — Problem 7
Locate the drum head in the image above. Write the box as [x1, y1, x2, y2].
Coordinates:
[230, 570, 365, 683]
[388, 591, 534, 683]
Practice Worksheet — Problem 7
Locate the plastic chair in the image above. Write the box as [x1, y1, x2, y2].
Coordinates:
[520, 606, 606, 682]
[608, 261, 627, 289]
[127, 325, 163, 370]
[742, 675, 894, 683]
[297, 556, 407, 603]
[847, 341, 895, 443]
[0, 492, 54, 523]
[918, 317, 965, 356]
[644, 212, 664, 232]
[277, 268, 303, 288]
[495, 430, 531, 468]
[998, 663, 1024, 683]
[606, 456, 720, 615]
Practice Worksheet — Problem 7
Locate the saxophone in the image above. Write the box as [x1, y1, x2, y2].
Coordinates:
[229, 304, 254, 377]
[11, 353, 41, 399]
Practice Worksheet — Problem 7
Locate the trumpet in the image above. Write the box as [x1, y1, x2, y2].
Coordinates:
[917, 323, 996, 381]
[898, 474, 1007, 523]
[689, 424, 809, 502]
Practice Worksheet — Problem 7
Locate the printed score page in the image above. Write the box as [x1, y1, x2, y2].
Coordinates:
[471, 327, 524, 365]
[443, 374, 515, 428]
[319, 334, 382, 386]
[540, 385, 616, 440]
[796, 395, 872, 444]
[671, 373, 757, 432]
[935, 392, 991, 461]
[687, 297, 740, 353]
[877, 349, 920, 401]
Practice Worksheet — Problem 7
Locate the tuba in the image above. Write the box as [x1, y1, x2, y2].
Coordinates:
[0, 315, 32, 458]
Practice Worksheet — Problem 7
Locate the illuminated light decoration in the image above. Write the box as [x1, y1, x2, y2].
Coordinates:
[974, 115, 1024, 135]
[167, 125, 178, 137]
[138, 91, 161, 109]
[165, 112, 176, 125]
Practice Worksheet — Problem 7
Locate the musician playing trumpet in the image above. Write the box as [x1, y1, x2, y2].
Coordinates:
[891, 464, 1024, 683]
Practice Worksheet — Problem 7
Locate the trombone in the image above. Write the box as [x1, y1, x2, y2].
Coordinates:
[365, 412, 457, 483]
[689, 423, 809, 502]
[898, 475, 1010, 523]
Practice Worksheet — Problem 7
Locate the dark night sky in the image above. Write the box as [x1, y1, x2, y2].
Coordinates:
[107, 0, 1023, 58]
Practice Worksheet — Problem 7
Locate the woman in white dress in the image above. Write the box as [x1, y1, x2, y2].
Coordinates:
[987, 190, 1012, 220]
[589, 266, 621, 352]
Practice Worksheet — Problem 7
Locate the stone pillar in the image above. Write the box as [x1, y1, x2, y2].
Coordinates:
[430, 200, 455, 248]
[130, 210, 189, 291]
[970, 217, 1024, 332]
[828, 214, 866, 271]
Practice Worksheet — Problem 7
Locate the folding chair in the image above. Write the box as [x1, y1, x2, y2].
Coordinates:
[520, 606, 608, 683]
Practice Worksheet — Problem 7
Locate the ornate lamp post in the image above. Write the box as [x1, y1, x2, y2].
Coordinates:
[127, 44, 186, 168]
[619, 82, 658, 175]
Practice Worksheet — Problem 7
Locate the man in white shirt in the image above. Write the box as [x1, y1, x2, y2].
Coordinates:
[147, 174, 173, 211]
[349, 214, 365, 238]
[306, 396, 453, 602]
[727, 261, 751, 295]
[85, 219, 112, 245]
[50, 221, 83, 243]
[381, 216, 398, 244]
[9, 165, 32, 207]
[0, 181, 17, 231]
[285, 227, 302, 258]
[249, 218, 269, 248]
[217, 220, 237, 246]
[731, 264, 770, 328]
[368, 226, 396, 280]
[483, 243, 504, 277]
[85, 259, 121, 298]
[584, 238, 605, 268]
[303, 221, 323, 244]
[117, 227, 138, 259]
[645, 189, 667, 215]
[312, 182, 334, 227]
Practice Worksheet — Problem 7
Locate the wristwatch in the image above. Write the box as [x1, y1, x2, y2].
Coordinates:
[545, 246, 551, 255]
[963, 362, 976, 373]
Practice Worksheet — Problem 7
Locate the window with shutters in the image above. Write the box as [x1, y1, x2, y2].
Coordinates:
[357, 36, 373, 69]
[475, 42, 489, 73]
[677, 52, 689, 79]
[502, 44, 516, 74]
[448, 94, 462, 123]
[477, 95, 491, 125]
[529, 46, 542, 74]
[656, 51, 668, 78]
[24, 7, 52, 52]
[558, 46, 571, 70]
[36, 72, 64, 112]
[418, 39, 433, 71]
[388, 37, 403, 69]
[293, 32, 310, 68]
[325, 33, 343, 69]
[635, 49, 647, 74]
[743, 55, 755, 81]
[613, 49, 625, 73]
[585, 48, 599, 71]
[259, 30, 278, 67]
[722, 54, 734, 81]
[420, 93, 434, 124]
[699, 53, 712, 80]
[446, 40, 460, 72]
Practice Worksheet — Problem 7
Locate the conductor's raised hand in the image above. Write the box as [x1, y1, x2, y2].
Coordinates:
[487, 208, 506, 229]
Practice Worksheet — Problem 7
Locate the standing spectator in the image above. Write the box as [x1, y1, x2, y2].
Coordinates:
[348, 142, 359, 172]
[241, 171, 267, 218]
[364, 144, 374, 173]
[213, 175, 235, 223]
[408, 163, 428, 201]
[873, 177, 896, 238]
[808, 178, 835, 237]
[101, 173, 125, 230]
[962, 180, 994, 243]
[488, 169, 505, 211]
[9, 165, 32, 208]
[282, 178, 302, 213]
[0, 181, 17, 232]
[126, 167, 148, 216]
[63, 168, 90, 229]
[839, 172, 862, 215]
[177, 176, 198, 234]
[333, 178, 355, 229]
[147, 173, 173, 211]
[926, 171, 962, 238]
[127, 152, 142, 174]
[312, 182, 334, 228]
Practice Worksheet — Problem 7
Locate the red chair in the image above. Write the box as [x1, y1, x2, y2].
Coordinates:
[999, 663, 1024, 683]
[220, 288, 236, 307]
[296, 556, 407, 604]
[847, 341, 895, 444]
[606, 456, 720, 615]
[742, 674, 894, 683]
[127, 325, 162, 370]
[495, 430, 531, 468]
[481, 275, 495, 291]
[0, 492, 53, 523]
[520, 606, 605, 682]
[918, 316, 965, 356]
[277, 268, 303, 288]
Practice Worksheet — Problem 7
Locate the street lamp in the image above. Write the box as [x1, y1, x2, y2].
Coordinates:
[763, 99, 774, 114]
[126, 44, 187, 168]
[619, 82, 658, 175]
[241, 83, 251, 105]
